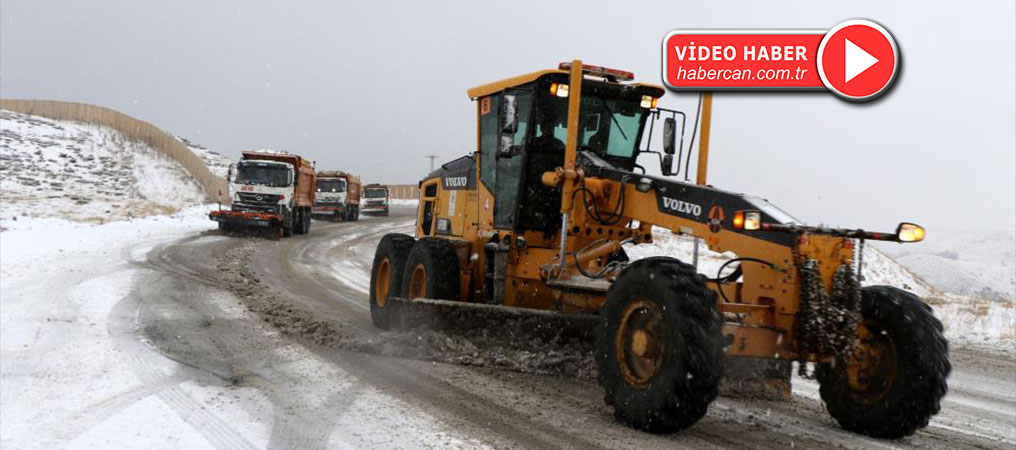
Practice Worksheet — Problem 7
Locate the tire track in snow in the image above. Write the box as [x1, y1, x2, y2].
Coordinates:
[108, 281, 260, 450]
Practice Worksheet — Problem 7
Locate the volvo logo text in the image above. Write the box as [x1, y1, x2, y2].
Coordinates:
[444, 176, 468, 188]
[661, 197, 702, 217]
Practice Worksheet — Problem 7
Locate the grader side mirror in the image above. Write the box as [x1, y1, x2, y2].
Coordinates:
[663, 117, 677, 155]
[501, 94, 518, 134]
[498, 134, 519, 158]
[498, 94, 521, 158]
[661, 154, 674, 176]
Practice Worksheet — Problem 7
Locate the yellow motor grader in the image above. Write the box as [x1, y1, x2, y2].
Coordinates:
[369, 60, 949, 438]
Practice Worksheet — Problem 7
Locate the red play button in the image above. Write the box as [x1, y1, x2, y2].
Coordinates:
[818, 20, 899, 101]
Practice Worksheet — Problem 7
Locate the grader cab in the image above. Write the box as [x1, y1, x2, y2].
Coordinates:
[369, 60, 949, 438]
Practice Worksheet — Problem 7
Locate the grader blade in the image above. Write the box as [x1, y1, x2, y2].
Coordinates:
[385, 297, 791, 400]
[387, 297, 598, 345]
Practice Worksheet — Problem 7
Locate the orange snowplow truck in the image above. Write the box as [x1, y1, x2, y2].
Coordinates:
[369, 60, 949, 438]
[211, 150, 315, 237]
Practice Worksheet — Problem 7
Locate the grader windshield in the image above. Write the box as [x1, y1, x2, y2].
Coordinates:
[532, 82, 650, 171]
[539, 91, 646, 159]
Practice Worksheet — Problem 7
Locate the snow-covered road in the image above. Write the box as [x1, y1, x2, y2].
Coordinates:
[2, 206, 1013, 449]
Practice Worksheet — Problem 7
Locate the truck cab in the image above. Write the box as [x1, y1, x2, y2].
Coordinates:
[361, 184, 390, 216]
[230, 159, 296, 215]
[212, 150, 315, 236]
[313, 170, 361, 221]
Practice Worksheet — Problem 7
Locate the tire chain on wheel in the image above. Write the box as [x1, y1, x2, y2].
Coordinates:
[796, 259, 861, 378]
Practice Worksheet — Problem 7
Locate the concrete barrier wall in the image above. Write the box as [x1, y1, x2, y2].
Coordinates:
[0, 99, 228, 203]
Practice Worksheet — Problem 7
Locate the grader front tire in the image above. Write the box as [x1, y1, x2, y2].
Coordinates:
[817, 286, 950, 439]
[596, 257, 725, 433]
[401, 238, 460, 302]
[369, 234, 415, 329]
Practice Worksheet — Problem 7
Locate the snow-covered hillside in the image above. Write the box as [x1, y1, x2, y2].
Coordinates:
[875, 228, 1015, 301]
[177, 136, 231, 178]
[626, 227, 1013, 347]
[0, 110, 214, 228]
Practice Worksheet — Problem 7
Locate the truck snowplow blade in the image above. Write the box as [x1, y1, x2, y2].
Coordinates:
[209, 210, 281, 228]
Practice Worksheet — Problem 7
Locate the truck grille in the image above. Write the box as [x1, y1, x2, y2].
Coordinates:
[237, 192, 282, 206]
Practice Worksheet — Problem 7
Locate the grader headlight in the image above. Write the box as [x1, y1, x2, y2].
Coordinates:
[640, 95, 658, 109]
[744, 211, 762, 231]
[550, 83, 569, 98]
[732, 210, 762, 230]
[896, 222, 926, 242]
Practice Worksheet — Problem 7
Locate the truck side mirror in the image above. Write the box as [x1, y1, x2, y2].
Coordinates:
[661, 154, 674, 176]
[227, 164, 236, 182]
[663, 117, 677, 155]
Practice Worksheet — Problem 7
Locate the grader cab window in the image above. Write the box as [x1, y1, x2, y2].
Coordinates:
[478, 95, 500, 189]
[494, 89, 532, 228]
[419, 182, 438, 236]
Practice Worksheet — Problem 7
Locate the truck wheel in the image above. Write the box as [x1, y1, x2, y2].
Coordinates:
[295, 209, 306, 235]
[401, 238, 460, 302]
[596, 257, 725, 433]
[303, 208, 311, 234]
[370, 234, 415, 329]
[816, 286, 949, 439]
[282, 214, 294, 237]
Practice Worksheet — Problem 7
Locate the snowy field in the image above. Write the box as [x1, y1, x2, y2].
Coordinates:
[0, 110, 228, 228]
[875, 228, 1015, 301]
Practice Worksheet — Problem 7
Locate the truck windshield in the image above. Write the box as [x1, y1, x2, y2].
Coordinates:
[236, 162, 291, 187]
[536, 90, 646, 160]
[317, 179, 346, 193]
[364, 188, 387, 198]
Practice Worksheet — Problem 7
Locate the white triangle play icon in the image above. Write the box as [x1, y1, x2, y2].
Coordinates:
[844, 38, 879, 83]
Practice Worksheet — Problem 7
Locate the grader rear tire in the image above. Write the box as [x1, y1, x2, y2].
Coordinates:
[816, 286, 950, 439]
[369, 234, 415, 329]
[401, 238, 460, 302]
[596, 257, 725, 433]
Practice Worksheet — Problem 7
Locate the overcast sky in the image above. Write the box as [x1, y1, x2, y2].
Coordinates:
[1, 0, 1013, 232]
